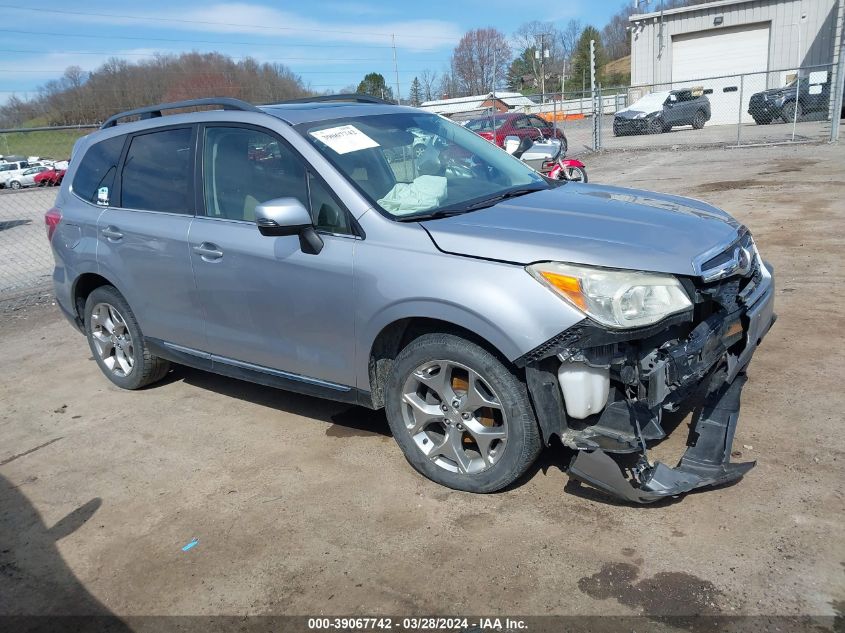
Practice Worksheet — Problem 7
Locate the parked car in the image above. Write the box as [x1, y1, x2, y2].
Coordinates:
[613, 89, 711, 135]
[3, 165, 49, 189]
[47, 97, 774, 503]
[748, 75, 835, 124]
[465, 112, 567, 153]
[34, 166, 67, 187]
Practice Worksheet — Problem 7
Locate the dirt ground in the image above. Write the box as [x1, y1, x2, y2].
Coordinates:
[1, 142, 843, 626]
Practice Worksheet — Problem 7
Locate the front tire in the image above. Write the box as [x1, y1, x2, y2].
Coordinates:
[9, 180, 21, 190]
[561, 166, 588, 183]
[648, 117, 664, 134]
[781, 101, 802, 122]
[384, 333, 542, 493]
[84, 286, 170, 390]
[692, 110, 707, 129]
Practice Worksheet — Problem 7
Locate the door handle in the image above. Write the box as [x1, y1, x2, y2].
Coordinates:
[193, 242, 224, 261]
[101, 226, 123, 241]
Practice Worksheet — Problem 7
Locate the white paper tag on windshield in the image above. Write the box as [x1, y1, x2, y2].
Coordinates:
[310, 125, 379, 154]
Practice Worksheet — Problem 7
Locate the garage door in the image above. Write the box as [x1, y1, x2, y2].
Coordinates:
[672, 23, 770, 124]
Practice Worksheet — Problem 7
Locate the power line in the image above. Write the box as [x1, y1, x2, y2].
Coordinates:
[0, 49, 449, 63]
[0, 28, 398, 49]
[0, 5, 458, 41]
[0, 69, 437, 74]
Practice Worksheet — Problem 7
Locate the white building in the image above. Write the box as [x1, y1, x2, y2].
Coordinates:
[629, 0, 844, 123]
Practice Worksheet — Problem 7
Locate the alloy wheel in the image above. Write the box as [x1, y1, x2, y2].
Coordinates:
[401, 360, 508, 475]
[90, 302, 135, 377]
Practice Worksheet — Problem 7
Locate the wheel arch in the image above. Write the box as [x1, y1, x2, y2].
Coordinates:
[72, 272, 120, 323]
[365, 314, 517, 410]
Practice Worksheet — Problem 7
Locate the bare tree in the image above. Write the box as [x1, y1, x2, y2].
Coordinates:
[512, 21, 562, 91]
[450, 28, 511, 96]
[602, 6, 636, 60]
[559, 19, 584, 65]
[420, 69, 438, 101]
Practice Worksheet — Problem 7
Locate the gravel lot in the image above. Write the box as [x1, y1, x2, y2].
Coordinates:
[1, 142, 843, 627]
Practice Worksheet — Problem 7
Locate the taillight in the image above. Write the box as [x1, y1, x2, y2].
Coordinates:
[45, 207, 61, 242]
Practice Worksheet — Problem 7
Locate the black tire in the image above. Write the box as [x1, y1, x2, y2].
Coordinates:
[752, 116, 772, 125]
[9, 180, 21, 190]
[561, 166, 588, 183]
[84, 285, 170, 390]
[648, 117, 664, 134]
[781, 101, 802, 123]
[692, 110, 706, 129]
[384, 333, 542, 493]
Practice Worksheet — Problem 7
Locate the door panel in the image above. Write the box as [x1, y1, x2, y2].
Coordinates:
[191, 124, 356, 386]
[189, 218, 356, 385]
[97, 208, 201, 348]
[96, 126, 204, 349]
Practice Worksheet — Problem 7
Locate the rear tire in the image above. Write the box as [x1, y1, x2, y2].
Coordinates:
[84, 286, 170, 390]
[384, 333, 542, 493]
[692, 110, 707, 129]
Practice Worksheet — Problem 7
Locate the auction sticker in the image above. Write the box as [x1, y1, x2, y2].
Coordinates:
[310, 125, 379, 154]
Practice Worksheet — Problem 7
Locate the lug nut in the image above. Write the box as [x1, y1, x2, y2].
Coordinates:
[457, 424, 464, 431]
[440, 404, 449, 412]
[461, 412, 471, 420]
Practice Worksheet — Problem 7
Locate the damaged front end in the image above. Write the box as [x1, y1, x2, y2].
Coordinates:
[519, 235, 776, 503]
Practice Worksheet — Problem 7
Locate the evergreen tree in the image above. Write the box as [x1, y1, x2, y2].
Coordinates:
[569, 26, 607, 91]
[356, 72, 394, 101]
[409, 77, 422, 106]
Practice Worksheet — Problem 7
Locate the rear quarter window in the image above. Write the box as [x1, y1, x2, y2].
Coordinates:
[72, 135, 125, 205]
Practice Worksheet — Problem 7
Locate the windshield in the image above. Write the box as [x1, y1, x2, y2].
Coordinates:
[298, 112, 546, 219]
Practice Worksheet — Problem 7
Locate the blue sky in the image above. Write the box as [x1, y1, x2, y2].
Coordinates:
[0, 1, 626, 101]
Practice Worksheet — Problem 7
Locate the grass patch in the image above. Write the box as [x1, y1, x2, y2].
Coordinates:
[0, 128, 93, 160]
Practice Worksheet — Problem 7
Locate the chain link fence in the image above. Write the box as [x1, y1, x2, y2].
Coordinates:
[0, 126, 94, 311]
[1, 63, 842, 309]
[419, 63, 842, 154]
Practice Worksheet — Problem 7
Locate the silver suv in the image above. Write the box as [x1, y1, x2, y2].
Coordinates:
[46, 97, 775, 503]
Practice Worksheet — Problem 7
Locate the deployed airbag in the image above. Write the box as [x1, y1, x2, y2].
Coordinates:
[377, 175, 447, 215]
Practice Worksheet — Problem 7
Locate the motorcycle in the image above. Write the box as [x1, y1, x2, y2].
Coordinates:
[503, 133, 588, 183]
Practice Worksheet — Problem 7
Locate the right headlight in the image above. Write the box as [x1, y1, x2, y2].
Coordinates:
[527, 262, 692, 329]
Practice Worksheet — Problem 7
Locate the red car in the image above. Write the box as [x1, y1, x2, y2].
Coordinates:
[34, 167, 66, 187]
[465, 112, 567, 152]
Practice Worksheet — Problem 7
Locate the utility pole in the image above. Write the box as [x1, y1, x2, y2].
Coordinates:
[590, 39, 598, 150]
[391, 34, 401, 104]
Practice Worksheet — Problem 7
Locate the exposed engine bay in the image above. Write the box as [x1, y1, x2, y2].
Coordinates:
[517, 250, 777, 503]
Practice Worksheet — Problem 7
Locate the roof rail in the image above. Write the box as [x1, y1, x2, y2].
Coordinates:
[275, 93, 394, 105]
[100, 97, 262, 129]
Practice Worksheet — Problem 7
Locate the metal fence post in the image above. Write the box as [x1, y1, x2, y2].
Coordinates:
[736, 74, 744, 146]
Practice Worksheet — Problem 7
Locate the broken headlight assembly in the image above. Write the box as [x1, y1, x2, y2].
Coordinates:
[526, 262, 692, 329]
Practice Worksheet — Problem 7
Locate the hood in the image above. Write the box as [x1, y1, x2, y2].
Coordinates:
[614, 109, 656, 120]
[422, 184, 741, 276]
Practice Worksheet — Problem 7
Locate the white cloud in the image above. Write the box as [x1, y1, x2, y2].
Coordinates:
[10, 3, 462, 53]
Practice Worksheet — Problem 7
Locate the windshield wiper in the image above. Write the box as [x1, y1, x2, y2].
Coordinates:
[397, 185, 548, 222]
[460, 185, 548, 211]
[396, 209, 468, 222]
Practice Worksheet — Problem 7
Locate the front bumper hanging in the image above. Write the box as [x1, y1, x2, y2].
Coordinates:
[567, 373, 754, 504]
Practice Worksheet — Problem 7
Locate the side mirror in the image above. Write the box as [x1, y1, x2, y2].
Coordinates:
[254, 197, 323, 255]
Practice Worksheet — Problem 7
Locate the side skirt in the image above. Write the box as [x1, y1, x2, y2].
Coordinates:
[146, 338, 373, 408]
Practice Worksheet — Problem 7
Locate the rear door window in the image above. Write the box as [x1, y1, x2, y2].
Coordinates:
[71, 135, 125, 205]
[120, 127, 193, 214]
